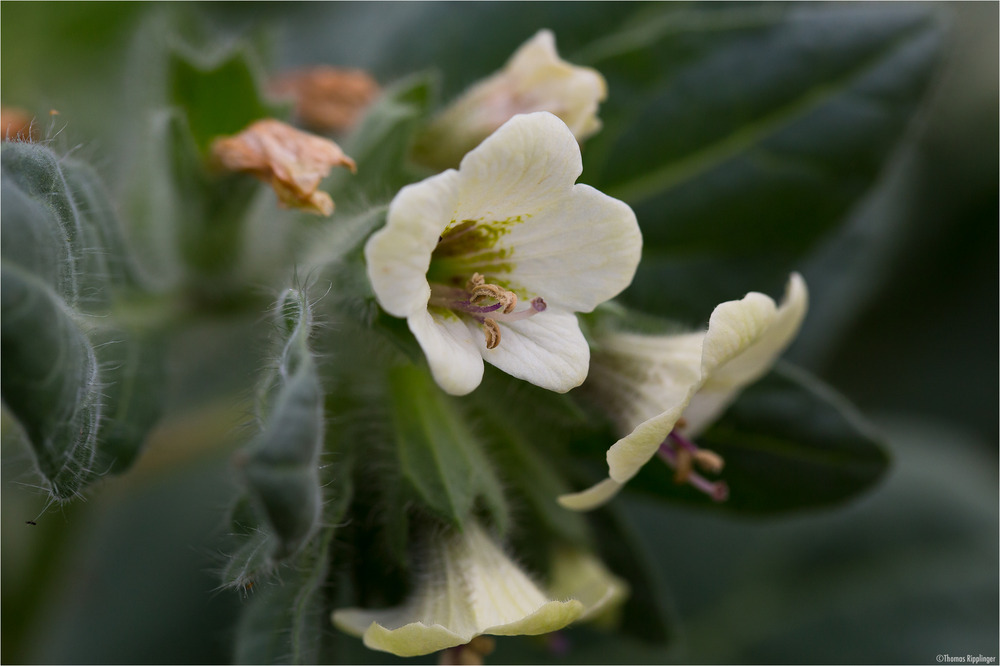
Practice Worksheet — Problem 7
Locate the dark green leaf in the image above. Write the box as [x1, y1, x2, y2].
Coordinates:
[469, 370, 599, 552]
[386, 363, 508, 531]
[0, 263, 100, 500]
[579, 3, 946, 319]
[588, 501, 676, 645]
[626, 363, 890, 514]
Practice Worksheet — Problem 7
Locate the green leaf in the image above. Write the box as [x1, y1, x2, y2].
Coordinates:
[625, 363, 890, 514]
[120, 110, 190, 288]
[167, 44, 279, 155]
[90, 325, 167, 474]
[0, 263, 100, 500]
[578, 3, 946, 319]
[468, 370, 598, 554]
[328, 73, 435, 205]
[237, 288, 324, 560]
[1, 143, 166, 479]
[386, 363, 508, 531]
[58, 156, 146, 293]
[233, 530, 335, 665]
[0, 163, 66, 292]
[0, 142, 84, 304]
[588, 501, 677, 645]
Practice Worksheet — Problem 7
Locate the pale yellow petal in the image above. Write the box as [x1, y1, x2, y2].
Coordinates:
[557, 478, 623, 511]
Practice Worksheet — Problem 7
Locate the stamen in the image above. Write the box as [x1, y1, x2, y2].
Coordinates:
[429, 278, 547, 351]
[694, 449, 724, 474]
[658, 429, 728, 502]
[674, 448, 693, 484]
[470, 283, 507, 304]
[466, 273, 486, 291]
[502, 291, 518, 314]
[466, 277, 519, 316]
[482, 318, 501, 349]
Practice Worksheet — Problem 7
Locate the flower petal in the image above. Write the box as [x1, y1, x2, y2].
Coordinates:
[361, 622, 469, 658]
[472, 308, 589, 393]
[499, 184, 641, 312]
[704, 273, 808, 389]
[504, 30, 607, 140]
[333, 522, 583, 657]
[365, 169, 462, 317]
[454, 113, 583, 224]
[547, 547, 629, 624]
[684, 273, 808, 435]
[557, 478, 623, 511]
[408, 309, 484, 396]
[606, 393, 693, 483]
[589, 330, 704, 434]
[483, 599, 584, 637]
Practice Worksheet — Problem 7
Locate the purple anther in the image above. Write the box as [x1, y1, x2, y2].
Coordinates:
[531, 297, 547, 312]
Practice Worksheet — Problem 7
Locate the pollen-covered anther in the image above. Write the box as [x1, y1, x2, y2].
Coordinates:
[483, 318, 501, 349]
[466, 273, 486, 291]
[694, 449, 724, 474]
[673, 448, 693, 484]
[470, 282, 516, 309]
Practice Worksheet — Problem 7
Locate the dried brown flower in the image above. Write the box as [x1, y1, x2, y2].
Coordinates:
[211, 119, 356, 216]
[2, 107, 36, 141]
[270, 66, 379, 133]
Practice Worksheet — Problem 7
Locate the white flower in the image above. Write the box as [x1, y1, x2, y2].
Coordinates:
[365, 112, 641, 396]
[413, 29, 607, 169]
[559, 273, 808, 511]
[331, 522, 585, 657]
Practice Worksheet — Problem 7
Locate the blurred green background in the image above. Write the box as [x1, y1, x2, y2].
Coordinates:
[2, 2, 996, 663]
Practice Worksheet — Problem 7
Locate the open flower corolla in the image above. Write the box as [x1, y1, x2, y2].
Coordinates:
[332, 522, 586, 657]
[365, 111, 641, 396]
[559, 273, 808, 510]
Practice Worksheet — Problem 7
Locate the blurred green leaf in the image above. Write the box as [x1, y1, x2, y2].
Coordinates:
[624, 363, 889, 514]
[90, 325, 167, 474]
[469, 371, 602, 557]
[168, 44, 279, 155]
[587, 502, 676, 646]
[386, 363, 508, 531]
[0, 263, 99, 500]
[328, 73, 435, 205]
[577, 3, 946, 319]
